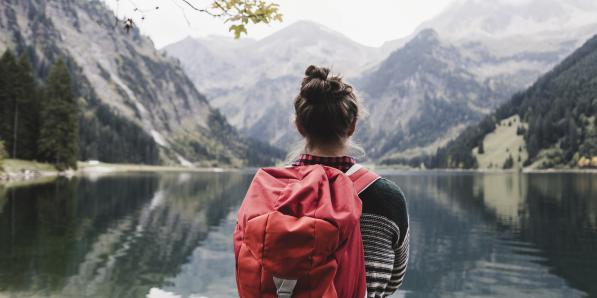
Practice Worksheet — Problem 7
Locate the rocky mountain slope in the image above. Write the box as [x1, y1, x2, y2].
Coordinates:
[164, 21, 384, 147]
[0, 0, 279, 166]
[413, 0, 597, 98]
[418, 0, 597, 41]
[417, 33, 597, 169]
[356, 29, 506, 158]
[369, 0, 597, 160]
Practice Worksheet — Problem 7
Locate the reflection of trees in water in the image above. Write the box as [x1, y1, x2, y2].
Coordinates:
[468, 173, 597, 297]
[0, 175, 159, 294]
[518, 174, 597, 297]
[391, 174, 503, 298]
[0, 186, 6, 214]
[0, 172, 253, 298]
[387, 173, 588, 298]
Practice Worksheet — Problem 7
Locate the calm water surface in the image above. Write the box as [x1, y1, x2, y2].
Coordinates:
[0, 171, 596, 298]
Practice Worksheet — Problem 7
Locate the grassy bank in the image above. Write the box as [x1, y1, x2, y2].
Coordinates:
[77, 161, 233, 173]
[0, 159, 60, 187]
[0, 159, 237, 184]
[2, 159, 57, 173]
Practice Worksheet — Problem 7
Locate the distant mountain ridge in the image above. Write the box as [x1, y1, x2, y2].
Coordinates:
[370, 0, 597, 161]
[412, 0, 597, 94]
[0, 0, 280, 166]
[356, 29, 505, 158]
[165, 2, 597, 161]
[412, 33, 597, 169]
[417, 0, 597, 41]
[164, 20, 386, 147]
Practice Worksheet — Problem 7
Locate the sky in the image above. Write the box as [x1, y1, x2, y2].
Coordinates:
[103, 0, 456, 48]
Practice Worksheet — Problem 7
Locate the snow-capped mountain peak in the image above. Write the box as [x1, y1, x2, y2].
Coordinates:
[419, 0, 597, 41]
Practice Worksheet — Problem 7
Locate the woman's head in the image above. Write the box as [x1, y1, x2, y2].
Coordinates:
[294, 65, 361, 151]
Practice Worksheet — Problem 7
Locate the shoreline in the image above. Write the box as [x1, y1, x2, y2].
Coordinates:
[3, 160, 597, 186]
[374, 166, 597, 174]
[0, 159, 239, 185]
[78, 162, 236, 174]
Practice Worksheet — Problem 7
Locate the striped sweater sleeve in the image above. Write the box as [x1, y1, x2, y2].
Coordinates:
[359, 178, 409, 298]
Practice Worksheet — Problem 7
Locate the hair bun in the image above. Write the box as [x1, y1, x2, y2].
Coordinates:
[294, 65, 361, 145]
[305, 65, 330, 81]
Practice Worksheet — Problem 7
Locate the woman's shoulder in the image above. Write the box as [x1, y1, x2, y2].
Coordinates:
[359, 177, 408, 228]
[361, 177, 406, 204]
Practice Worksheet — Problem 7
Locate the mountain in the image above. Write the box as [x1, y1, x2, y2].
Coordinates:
[0, 0, 280, 166]
[356, 29, 506, 158]
[358, 25, 591, 160]
[163, 21, 384, 148]
[413, 0, 597, 97]
[360, 0, 597, 160]
[166, 24, 521, 158]
[161, 35, 256, 94]
[417, 0, 597, 41]
[408, 34, 597, 169]
[165, 2, 597, 161]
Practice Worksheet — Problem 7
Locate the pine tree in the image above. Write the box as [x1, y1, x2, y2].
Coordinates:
[503, 154, 514, 169]
[0, 50, 19, 157]
[38, 59, 79, 170]
[478, 139, 485, 154]
[13, 54, 39, 159]
[567, 118, 579, 150]
[0, 51, 39, 160]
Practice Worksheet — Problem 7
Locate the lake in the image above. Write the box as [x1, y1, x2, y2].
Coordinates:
[0, 171, 596, 298]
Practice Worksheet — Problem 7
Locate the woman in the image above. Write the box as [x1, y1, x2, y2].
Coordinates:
[291, 65, 409, 297]
[234, 65, 409, 298]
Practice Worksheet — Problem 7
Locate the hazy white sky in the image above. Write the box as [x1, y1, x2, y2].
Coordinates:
[103, 0, 456, 48]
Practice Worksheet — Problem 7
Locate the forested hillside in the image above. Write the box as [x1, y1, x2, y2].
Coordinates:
[396, 34, 597, 169]
[0, 50, 160, 169]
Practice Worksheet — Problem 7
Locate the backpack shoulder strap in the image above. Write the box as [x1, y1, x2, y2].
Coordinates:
[346, 164, 381, 194]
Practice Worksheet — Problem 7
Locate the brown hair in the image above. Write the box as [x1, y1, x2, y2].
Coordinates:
[294, 65, 361, 147]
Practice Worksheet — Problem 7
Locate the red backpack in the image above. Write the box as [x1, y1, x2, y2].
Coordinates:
[234, 164, 380, 298]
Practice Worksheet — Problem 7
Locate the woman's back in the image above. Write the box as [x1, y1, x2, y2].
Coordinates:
[293, 153, 409, 297]
[235, 65, 409, 298]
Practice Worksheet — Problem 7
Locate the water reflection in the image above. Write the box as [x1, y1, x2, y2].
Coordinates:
[0, 172, 252, 297]
[385, 172, 597, 298]
[0, 172, 596, 298]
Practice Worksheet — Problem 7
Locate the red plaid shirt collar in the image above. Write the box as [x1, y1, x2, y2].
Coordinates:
[291, 153, 356, 172]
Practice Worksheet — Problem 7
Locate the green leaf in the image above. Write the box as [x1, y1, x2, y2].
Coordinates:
[228, 24, 247, 39]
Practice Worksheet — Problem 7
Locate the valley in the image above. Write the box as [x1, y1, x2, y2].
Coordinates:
[164, 0, 597, 166]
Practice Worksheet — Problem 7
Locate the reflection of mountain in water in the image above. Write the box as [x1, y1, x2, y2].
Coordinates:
[516, 174, 597, 297]
[389, 173, 596, 297]
[158, 210, 239, 298]
[473, 174, 597, 297]
[0, 172, 253, 298]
